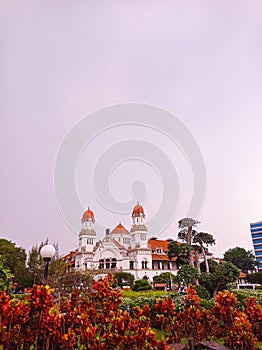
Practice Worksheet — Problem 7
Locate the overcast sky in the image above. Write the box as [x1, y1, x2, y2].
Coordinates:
[1, 1, 262, 258]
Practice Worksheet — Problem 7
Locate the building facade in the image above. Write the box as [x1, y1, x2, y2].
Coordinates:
[250, 221, 262, 271]
[65, 204, 178, 282]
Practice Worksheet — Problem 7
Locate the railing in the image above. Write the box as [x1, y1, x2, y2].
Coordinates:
[97, 267, 122, 273]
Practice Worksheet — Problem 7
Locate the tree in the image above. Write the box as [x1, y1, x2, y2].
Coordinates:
[0, 258, 13, 292]
[113, 272, 134, 288]
[154, 272, 176, 289]
[48, 257, 67, 287]
[132, 278, 152, 291]
[168, 241, 191, 268]
[178, 218, 200, 266]
[58, 269, 93, 292]
[193, 232, 215, 273]
[27, 240, 67, 288]
[223, 247, 257, 273]
[0, 239, 26, 272]
[27, 245, 43, 285]
[199, 260, 240, 297]
[175, 265, 199, 286]
[246, 271, 262, 284]
[0, 239, 30, 290]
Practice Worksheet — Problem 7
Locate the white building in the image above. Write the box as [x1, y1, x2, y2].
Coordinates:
[70, 204, 178, 282]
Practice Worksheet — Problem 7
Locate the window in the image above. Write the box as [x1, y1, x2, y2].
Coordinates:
[130, 261, 134, 270]
[141, 260, 148, 269]
[111, 258, 116, 268]
[99, 259, 104, 269]
[106, 258, 110, 269]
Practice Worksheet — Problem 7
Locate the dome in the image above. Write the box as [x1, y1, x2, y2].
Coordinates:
[82, 207, 95, 222]
[132, 203, 145, 217]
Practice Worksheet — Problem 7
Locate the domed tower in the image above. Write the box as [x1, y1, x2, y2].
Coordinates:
[78, 207, 96, 253]
[130, 203, 148, 249]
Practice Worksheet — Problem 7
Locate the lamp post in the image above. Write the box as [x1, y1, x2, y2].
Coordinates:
[40, 245, 56, 280]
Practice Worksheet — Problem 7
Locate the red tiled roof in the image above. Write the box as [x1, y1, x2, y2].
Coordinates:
[152, 253, 177, 261]
[149, 239, 168, 251]
[239, 271, 247, 279]
[132, 203, 145, 216]
[63, 251, 76, 261]
[82, 207, 95, 221]
[111, 223, 129, 234]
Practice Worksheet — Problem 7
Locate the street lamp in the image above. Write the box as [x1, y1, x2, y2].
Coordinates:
[40, 245, 56, 280]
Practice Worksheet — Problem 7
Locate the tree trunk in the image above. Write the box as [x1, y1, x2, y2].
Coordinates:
[187, 226, 193, 245]
[201, 245, 209, 273]
[195, 250, 201, 274]
[213, 280, 222, 297]
[187, 226, 194, 266]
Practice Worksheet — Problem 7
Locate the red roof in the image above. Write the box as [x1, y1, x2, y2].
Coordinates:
[111, 223, 129, 234]
[152, 253, 177, 261]
[63, 251, 76, 264]
[239, 271, 247, 279]
[154, 283, 167, 288]
[148, 239, 169, 251]
[132, 203, 145, 217]
[82, 207, 95, 221]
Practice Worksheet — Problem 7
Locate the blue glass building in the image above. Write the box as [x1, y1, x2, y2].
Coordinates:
[250, 221, 262, 271]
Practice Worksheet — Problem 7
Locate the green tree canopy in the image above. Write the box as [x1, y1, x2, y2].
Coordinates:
[246, 271, 262, 284]
[0, 239, 30, 290]
[0, 258, 13, 292]
[168, 241, 191, 268]
[193, 232, 215, 273]
[132, 278, 152, 292]
[113, 272, 134, 288]
[178, 218, 200, 266]
[153, 272, 176, 289]
[0, 239, 26, 272]
[175, 265, 199, 286]
[223, 247, 257, 273]
[199, 260, 240, 297]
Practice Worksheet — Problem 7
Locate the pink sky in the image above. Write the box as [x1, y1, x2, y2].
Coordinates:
[1, 1, 262, 258]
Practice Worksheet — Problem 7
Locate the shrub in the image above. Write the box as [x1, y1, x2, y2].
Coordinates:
[225, 312, 258, 349]
[0, 275, 168, 350]
[195, 285, 210, 299]
[132, 279, 152, 292]
[244, 297, 262, 341]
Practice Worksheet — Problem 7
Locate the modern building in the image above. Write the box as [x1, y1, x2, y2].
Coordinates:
[250, 221, 262, 271]
[64, 203, 178, 282]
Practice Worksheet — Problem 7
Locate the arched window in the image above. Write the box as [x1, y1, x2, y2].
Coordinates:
[142, 260, 148, 269]
[106, 258, 110, 269]
[99, 259, 104, 269]
[111, 258, 116, 268]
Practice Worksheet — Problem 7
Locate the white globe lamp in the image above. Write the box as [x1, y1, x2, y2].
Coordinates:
[40, 245, 56, 280]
